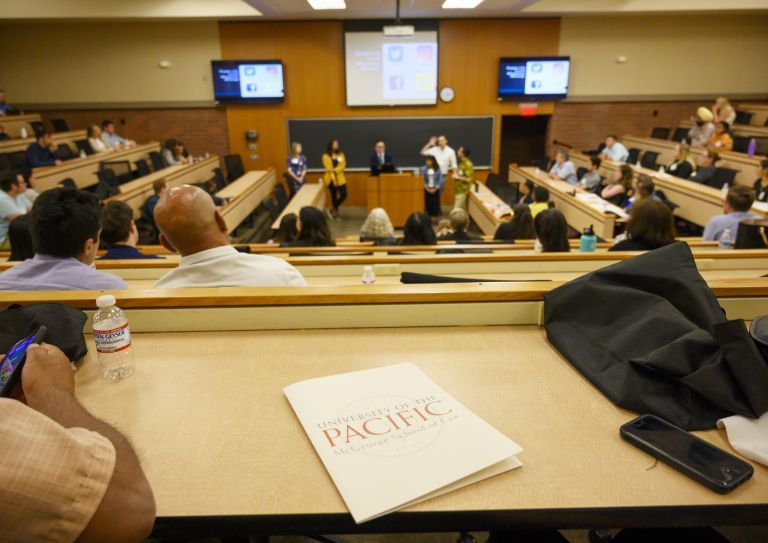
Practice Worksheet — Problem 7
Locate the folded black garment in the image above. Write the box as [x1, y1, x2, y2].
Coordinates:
[401, 272, 549, 284]
[543, 241, 768, 430]
[0, 303, 88, 362]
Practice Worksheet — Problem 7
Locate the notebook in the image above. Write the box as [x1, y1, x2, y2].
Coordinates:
[284, 362, 523, 523]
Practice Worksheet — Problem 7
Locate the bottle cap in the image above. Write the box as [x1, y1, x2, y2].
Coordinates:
[363, 265, 373, 272]
[582, 224, 595, 236]
[96, 294, 116, 308]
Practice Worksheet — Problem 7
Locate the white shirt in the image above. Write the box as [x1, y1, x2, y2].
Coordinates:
[89, 137, 109, 154]
[154, 245, 307, 288]
[426, 145, 458, 175]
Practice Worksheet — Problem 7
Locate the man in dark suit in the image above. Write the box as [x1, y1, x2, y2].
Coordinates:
[369, 140, 394, 176]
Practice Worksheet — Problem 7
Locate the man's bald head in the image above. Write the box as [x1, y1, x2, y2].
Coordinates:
[154, 185, 229, 256]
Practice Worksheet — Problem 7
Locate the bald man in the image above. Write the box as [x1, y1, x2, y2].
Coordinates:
[153, 185, 306, 288]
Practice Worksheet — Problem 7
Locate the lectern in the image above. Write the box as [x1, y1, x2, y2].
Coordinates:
[366, 172, 423, 227]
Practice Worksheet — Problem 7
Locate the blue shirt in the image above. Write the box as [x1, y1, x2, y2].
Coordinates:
[101, 132, 128, 148]
[421, 166, 445, 190]
[99, 244, 162, 260]
[24, 142, 57, 168]
[0, 254, 127, 291]
[144, 194, 160, 222]
[0, 191, 31, 243]
[549, 160, 578, 184]
[286, 154, 307, 179]
[603, 142, 629, 163]
[702, 211, 760, 242]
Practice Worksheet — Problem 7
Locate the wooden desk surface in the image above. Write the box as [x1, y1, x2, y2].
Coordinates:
[272, 182, 327, 230]
[73, 326, 768, 536]
[114, 164, 186, 195]
[0, 129, 86, 154]
[468, 182, 511, 236]
[220, 170, 277, 232]
[739, 103, 768, 127]
[1, 113, 42, 138]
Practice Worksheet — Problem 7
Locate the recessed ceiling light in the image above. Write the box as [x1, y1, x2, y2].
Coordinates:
[307, 0, 346, 9]
[442, 0, 484, 8]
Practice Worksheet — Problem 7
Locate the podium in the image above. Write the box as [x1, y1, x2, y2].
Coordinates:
[366, 172, 423, 227]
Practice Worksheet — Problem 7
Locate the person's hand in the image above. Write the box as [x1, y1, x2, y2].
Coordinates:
[21, 343, 75, 405]
[54, 159, 63, 166]
[429, 136, 437, 146]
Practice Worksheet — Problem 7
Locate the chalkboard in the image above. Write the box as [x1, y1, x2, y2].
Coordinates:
[286, 116, 494, 171]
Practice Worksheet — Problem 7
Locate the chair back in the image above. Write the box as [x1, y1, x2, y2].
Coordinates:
[134, 159, 151, 177]
[640, 151, 659, 169]
[627, 148, 641, 164]
[650, 127, 671, 139]
[734, 111, 753, 125]
[75, 139, 94, 155]
[224, 154, 245, 182]
[55, 144, 74, 161]
[149, 151, 165, 171]
[671, 127, 689, 142]
[274, 183, 289, 211]
[30, 121, 46, 137]
[51, 119, 69, 132]
[710, 167, 737, 188]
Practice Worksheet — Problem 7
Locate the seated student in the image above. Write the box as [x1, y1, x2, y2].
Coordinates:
[435, 218, 453, 238]
[578, 157, 602, 192]
[360, 207, 396, 245]
[400, 212, 437, 245]
[161, 138, 187, 167]
[0, 173, 32, 250]
[271, 212, 298, 245]
[99, 201, 160, 260]
[664, 142, 696, 179]
[529, 186, 551, 218]
[369, 140, 394, 176]
[534, 209, 570, 252]
[601, 164, 634, 206]
[599, 135, 629, 163]
[24, 131, 61, 168]
[610, 199, 676, 252]
[712, 96, 736, 126]
[517, 179, 534, 204]
[754, 159, 768, 203]
[0, 188, 127, 290]
[153, 185, 305, 287]
[708, 121, 734, 153]
[144, 180, 168, 223]
[87, 124, 110, 154]
[17, 167, 39, 203]
[8, 214, 34, 261]
[624, 174, 658, 211]
[0, 343, 156, 543]
[0, 123, 10, 140]
[548, 150, 577, 184]
[494, 204, 535, 242]
[438, 208, 481, 243]
[101, 119, 135, 148]
[703, 185, 760, 242]
[282, 206, 336, 248]
[688, 107, 715, 147]
[690, 150, 719, 186]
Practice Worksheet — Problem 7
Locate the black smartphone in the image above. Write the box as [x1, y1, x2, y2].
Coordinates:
[620, 414, 753, 494]
[0, 326, 47, 397]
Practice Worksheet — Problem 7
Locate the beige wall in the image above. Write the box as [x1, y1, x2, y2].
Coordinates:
[560, 14, 768, 98]
[0, 21, 221, 105]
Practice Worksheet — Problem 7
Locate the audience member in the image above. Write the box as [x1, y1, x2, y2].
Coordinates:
[422, 155, 444, 219]
[548, 150, 577, 184]
[435, 218, 453, 238]
[161, 139, 187, 167]
[711, 97, 736, 126]
[401, 212, 437, 245]
[0, 172, 32, 250]
[534, 209, 570, 252]
[8, 214, 34, 261]
[494, 204, 535, 241]
[99, 201, 160, 260]
[420, 134, 458, 179]
[0, 89, 18, 115]
[599, 135, 629, 163]
[518, 179, 534, 204]
[688, 107, 715, 147]
[601, 164, 634, 206]
[286, 142, 307, 195]
[665, 143, 696, 179]
[0, 343, 156, 542]
[703, 185, 760, 242]
[322, 139, 347, 221]
[24, 131, 61, 168]
[283, 206, 335, 248]
[754, 159, 768, 203]
[529, 186, 551, 217]
[0, 188, 127, 290]
[101, 119, 135, 148]
[87, 124, 110, 154]
[144, 180, 168, 227]
[624, 174, 658, 211]
[708, 121, 733, 152]
[578, 157, 602, 192]
[360, 207, 396, 244]
[0, 123, 9, 140]
[59, 178, 77, 189]
[17, 167, 39, 203]
[453, 146, 475, 209]
[690, 150, 719, 185]
[438, 208, 481, 242]
[153, 185, 305, 287]
[272, 212, 299, 245]
[610, 199, 676, 252]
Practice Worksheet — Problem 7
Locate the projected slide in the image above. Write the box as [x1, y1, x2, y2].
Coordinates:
[211, 61, 284, 103]
[345, 31, 438, 106]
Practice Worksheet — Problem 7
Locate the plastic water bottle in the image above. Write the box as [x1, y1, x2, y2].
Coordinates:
[92, 294, 135, 381]
[19, 127, 27, 138]
[721, 183, 729, 197]
[747, 138, 756, 157]
[579, 225, 597, 252]
[719, 228, 734, 250]
[361, 265, 376, 285]
[80, 149, 87, 159]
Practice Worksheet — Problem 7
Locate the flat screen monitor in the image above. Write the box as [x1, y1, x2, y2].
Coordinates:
[211, 60, 285, 104]
[498, 57, 570, 101]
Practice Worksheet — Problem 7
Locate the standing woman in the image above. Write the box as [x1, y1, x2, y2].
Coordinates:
[286, 142, 307, 196]
[322, 139, 347, 221]
[422, 155, 444, 220]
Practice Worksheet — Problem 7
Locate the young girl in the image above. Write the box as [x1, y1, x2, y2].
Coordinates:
[421, 155, 444, 219]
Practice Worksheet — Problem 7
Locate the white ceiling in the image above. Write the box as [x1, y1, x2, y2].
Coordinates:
[0, 0, 766, 21]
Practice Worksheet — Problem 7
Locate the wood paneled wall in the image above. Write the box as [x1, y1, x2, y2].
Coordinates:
[219, 19, 560, 206]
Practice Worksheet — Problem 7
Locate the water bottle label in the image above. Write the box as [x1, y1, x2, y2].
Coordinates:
[94, 323, 132, 353]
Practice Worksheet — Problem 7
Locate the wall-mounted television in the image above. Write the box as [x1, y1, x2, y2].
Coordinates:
[498, 57, 570, 101]
[211, 60, 285, 104]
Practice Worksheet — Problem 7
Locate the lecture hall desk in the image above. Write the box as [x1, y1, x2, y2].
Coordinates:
[272, 182, 327, 230]
[0, 113, 42, 138]
[2, 283, 766, 538]
[0, 129, 86, 154]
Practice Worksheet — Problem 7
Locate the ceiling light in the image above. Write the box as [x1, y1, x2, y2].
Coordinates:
[307, 0, 346, 9]
[442, 0, 484, 8]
